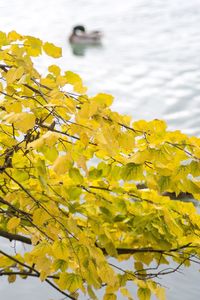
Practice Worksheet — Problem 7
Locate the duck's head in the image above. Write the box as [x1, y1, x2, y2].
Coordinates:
[73, 25, 86, 35]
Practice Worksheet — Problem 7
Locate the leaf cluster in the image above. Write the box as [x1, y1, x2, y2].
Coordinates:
[0, 30, 200, 300]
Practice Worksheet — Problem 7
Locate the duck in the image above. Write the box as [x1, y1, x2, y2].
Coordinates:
[69, 25, 102, 45]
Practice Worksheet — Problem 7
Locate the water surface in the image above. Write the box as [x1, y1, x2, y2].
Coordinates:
[0, 0, 200, 299]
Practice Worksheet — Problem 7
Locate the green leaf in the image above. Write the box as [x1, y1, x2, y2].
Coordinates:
[42, 145, 58, 162]
[137, 288, 151, 300]
[8, 274, 16, 283]
[89, 168, 102, 179]
[68, 186, 82, 200]
[69, 168, 83, 184]
[158, 176, 171, 193]
[103, 293, 117, 300]
[53, 259, 68, 272]
[58, 272, 83, 292]
[122, 163, 143, 181]
[87, 286, 98, 300]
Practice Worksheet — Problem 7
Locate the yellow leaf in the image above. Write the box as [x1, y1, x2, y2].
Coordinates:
[28, 132, 60, 150]
[48, 64, 61, 76]
[120, 287, 133, 299]
[35, 256, 51, 281]
[28, 137, 44, 150]
[52, 240, 69, 260]
[163, 208, 183, 237]
[43, 42, 62, 58]
[95, 132, 107, 145]
[0, 255, 14, 268]
[66, 218, 81, 235]
[8, 274, 16, 283]
[91, 93, 114, 107]
[31, 242, 51, 257]
[0, 82, 3, 92]
[82, 260, 100, 288]
[78, 102, 98, 119]
[8, 31, 23, 41]
[7, 217, 20, 231]
[33, 208, 50, 226]
[76, 155, 88, 174]
[56, 75, 68, 87]
[42, 146, 58, 162]
[52, 155, 72, 175]
[0, 31, 8, 46]
[65, 71, 87, 94]
[133, 120, 148, 131]
[4, 100, 22, 113]
[6, 66, 24, 84]
[155, 287, 166, 300]
[24, 36, 42, 56]
[5, 112, 35, 132]
[98, 263, 118, 286]
[44, 132, 59, 146]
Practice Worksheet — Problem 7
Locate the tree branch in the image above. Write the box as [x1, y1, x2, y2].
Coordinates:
[0, 229, 31, 245]
[0, 196, 32, 217]
[0, 249, 75, 300]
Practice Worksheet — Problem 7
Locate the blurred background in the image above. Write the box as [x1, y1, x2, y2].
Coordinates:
[0, 0, 200, 299]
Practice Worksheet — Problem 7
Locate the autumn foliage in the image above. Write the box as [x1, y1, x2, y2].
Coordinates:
[0, 31, 200, 300]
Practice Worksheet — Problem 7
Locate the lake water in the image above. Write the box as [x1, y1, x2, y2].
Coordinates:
[0, 0, 200, 299]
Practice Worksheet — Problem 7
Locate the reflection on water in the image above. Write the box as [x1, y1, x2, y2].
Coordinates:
[70, 42, 103, 56]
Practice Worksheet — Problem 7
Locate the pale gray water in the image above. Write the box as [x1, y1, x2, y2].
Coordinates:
[0, 0, 200, 299]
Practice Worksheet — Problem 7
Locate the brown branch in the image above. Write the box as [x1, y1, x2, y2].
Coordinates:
[136, 255, 190, 279]
[0, 271, 38, 277]
[166, 141, 200, 161]
[45, 278, 76, 300]
[0, 229, 31, 245]
[110, 254, 193, 281]
[98, 243, 195, 256]
[0, 196, 32, 217]
[0, 271, 59, 279]
[38, 123, 97, 146]
[0, 227, 196, 258]
[38, 123, 79, 141]
[81, 184, 155, 205]
[0, 249, 36, 272]
[0, 64, 10, 72]
[23, 84, 48, 103]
